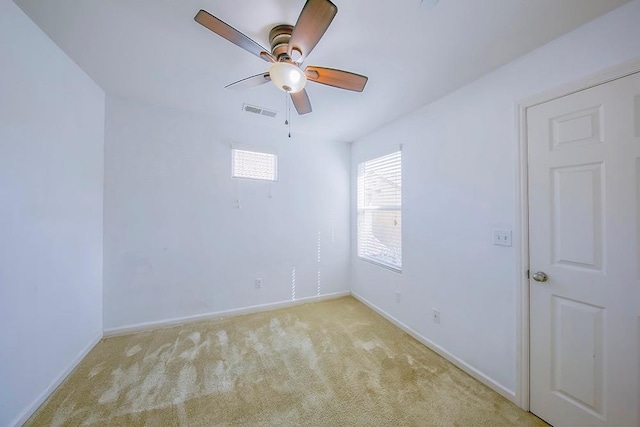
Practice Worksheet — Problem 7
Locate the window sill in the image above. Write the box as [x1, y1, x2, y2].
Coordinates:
[358, 257, 402, 274]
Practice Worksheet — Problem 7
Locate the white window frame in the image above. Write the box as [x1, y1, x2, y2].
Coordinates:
[231, 143, 278, 182]
[357, 151, 402, 272]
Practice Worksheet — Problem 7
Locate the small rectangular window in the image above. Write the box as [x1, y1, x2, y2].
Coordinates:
[232, 146, 277, 181]
[357, 151, 402, 271]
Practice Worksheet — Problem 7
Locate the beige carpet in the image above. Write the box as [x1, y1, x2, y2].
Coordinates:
[27, 297, 545, 426]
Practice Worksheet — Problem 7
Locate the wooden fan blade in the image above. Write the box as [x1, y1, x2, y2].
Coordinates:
[287, 0, 337, 62]
[195, 10, 275, 63]
[225, 73, 271, 91]
[291, 90, 312, 115]
[305, 66, 368, 92]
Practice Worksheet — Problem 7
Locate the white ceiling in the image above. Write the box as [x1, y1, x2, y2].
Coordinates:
[14, 0, 629, 142]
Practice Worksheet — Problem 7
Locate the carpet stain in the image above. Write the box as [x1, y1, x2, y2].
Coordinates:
[87, 362, 104, 379]
[124, 344, 142, 357]
[50, 396, 75, 427]
[26, 297, 547, 426]
[99, 363, 141, 405]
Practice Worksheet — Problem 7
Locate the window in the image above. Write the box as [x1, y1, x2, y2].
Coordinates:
[232, 146, 277, 181]
[357, 151, 402, 271]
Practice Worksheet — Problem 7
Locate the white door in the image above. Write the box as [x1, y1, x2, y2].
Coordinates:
[528, 71, 640, 427]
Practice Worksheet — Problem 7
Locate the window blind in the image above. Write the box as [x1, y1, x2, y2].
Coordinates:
[232, 148, 277, 181]
[357, 151, 402, 271]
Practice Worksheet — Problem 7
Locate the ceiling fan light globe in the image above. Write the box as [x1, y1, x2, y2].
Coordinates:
[269, 62, 307, 93]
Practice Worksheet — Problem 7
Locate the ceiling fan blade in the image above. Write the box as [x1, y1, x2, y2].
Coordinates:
[195, 10, 276, 63]
[287, 0, 337, 62]
[225, 73, 271, 91]
[305, 66, 368, 92]
[290, 90, 312, 115]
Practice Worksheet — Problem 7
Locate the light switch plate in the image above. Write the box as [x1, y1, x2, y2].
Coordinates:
[493, 229, 512, 246]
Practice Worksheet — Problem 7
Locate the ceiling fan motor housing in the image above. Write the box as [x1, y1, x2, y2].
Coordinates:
[269, 25, 297, 61]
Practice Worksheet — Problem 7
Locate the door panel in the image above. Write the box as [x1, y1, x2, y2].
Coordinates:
[551, 296, 604, 417]
[528, 72, 640, 426]
[550, 106, 603, 149]
[551, 163, 603, 270]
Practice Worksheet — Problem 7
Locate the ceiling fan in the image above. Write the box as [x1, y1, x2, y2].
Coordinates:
[194, 0, 368, 115]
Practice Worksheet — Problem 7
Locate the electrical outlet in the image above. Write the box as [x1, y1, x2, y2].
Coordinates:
[395, 290, 401, 303]
[432, 309, 440, 324]
[255, 278, 262, 289]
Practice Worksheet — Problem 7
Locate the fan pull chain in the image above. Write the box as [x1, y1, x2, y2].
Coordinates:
[285, 93, 291, 138]
[283, 93, 288, 136]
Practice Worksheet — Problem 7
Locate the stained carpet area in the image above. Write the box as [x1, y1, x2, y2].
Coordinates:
[27, 297, 545, 426]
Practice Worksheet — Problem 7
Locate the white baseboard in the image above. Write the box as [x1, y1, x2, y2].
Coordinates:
[104, 291, 351, 337]
[11, 331, 103, 427]
[351, 292, 517, 404]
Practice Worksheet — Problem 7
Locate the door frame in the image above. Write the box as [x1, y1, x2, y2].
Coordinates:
[515, 57, 640, 411]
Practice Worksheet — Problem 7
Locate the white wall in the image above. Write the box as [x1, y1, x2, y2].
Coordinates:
[103, 96, 350, 331]
[0, 1, 105, 425]
[351, 0, 640, 401]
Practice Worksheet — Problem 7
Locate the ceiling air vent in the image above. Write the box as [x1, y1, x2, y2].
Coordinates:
[243, 104, 278, 118]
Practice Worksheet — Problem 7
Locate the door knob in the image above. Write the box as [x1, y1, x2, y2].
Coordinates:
[532, 271, 549, 283]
